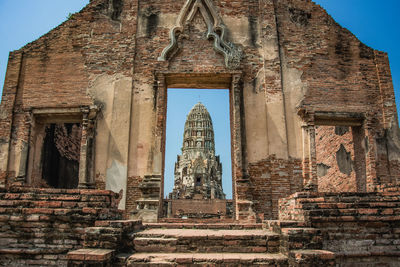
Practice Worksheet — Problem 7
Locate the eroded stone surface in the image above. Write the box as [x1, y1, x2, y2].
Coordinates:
[0, 0, 399, 265]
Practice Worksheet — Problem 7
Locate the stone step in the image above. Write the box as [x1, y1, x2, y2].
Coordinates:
[288, 249, 335, 266]
[95, 219, 143, 229]
[145, 222, 263, 229]
[83, 220, 144, 252]
[159, 218, 235, 224]
[301, 209, 400, 222]
[264, 220, 310, 232]
[134, 228, 279, 253]
[279, 228, 323, 254]
[67, 248, 115, 265]
[126, 252, 288, 266]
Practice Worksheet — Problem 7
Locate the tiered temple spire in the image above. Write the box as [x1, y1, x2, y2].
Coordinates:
[169, 102, 225, 200]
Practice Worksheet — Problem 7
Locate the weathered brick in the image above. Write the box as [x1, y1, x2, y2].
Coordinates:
[0, 0, 399, 265]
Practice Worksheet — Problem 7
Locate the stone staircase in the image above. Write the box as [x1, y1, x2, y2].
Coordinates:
[127, 223, 286, 266]
[279, 191, 400, 263]
[67, 221, 335, 266]
[264, 220, 334, 266]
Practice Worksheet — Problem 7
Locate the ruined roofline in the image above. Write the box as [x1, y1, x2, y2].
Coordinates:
[309, 0, 387, 55]
[6, 0, 390, 58]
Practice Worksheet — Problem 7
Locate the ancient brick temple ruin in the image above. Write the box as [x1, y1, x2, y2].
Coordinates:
[0, 0, 400, 266]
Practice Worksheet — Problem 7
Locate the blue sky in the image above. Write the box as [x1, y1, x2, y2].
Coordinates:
[0, 0, 89, 90]
[0, 1, 398, 198]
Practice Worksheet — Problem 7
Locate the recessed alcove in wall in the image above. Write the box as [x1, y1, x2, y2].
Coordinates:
[25, 108, 91, 190]
[315, 124, 367, 192]
[164, 88, 232, 200]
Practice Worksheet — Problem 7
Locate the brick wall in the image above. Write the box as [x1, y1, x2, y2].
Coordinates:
[0, 187, 122, 266]
[279, 190, 400, 265]
[0, 0, 399, 220]
[125, 176, 141, 217]
[248, 156, 303, 219]
[167, 199, 228, 218]
[0, 0, 138, 189]
[275, 0, 399, 191]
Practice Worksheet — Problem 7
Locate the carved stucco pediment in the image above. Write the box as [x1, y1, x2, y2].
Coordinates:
[158, 0, 243, 69]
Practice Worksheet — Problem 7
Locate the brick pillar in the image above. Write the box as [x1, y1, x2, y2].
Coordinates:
[17, 110, 34, 186]
[231, 74, 255, 222]
[302, 124, 318, 191]
[0, 52, 23, 188]
[364, 118, 379, 192]
[78, 106, 98, 189]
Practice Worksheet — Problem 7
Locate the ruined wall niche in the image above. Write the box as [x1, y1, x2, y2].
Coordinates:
[142, 6, 160, 38]
[94, 0, 123, 21]
[314, 114, 367, 193]
[26, 107, 97, 189]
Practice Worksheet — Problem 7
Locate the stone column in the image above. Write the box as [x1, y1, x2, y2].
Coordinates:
[167, 200, 172, 218]
[78, 111, 89, 189]
[78, 106, 97, 189]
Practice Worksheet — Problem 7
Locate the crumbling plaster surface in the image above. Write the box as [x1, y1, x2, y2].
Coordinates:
[243, 81, 269, 163]
[137, 12, 176, 39]
[386, 120, 400, 162]
[259, 2, 290, 161]
[8, 141, 29, 179]
[282, 65, 308, 158]
[128, 76, 157, 178]
[88, 73, 132, 209]
[106, 160, 127, 209]
[223, 17, 250, 46]
[0, 142, 8, 177]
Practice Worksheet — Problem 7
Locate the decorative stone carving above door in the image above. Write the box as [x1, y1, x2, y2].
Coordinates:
[158, 0, 243, 69]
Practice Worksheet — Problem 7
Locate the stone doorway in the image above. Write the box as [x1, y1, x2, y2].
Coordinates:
[163, 88, 233, 220]
[138, 72, 252, 222]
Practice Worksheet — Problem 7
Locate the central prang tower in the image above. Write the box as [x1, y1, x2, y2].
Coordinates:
[169, 102, 225, 200]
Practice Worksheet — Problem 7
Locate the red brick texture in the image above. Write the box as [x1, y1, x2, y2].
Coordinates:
[167, 199, 228, 218]
[248, 156, 303, 219]
[0, 0, 399, 265]
[0, 0, 398, 222]
[279, 190, 400, 265]
[0, 186, 122, 266]
[315, 126, 368, 192]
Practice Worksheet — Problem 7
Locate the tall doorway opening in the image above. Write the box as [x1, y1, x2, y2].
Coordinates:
[163, 88, 233, 219]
